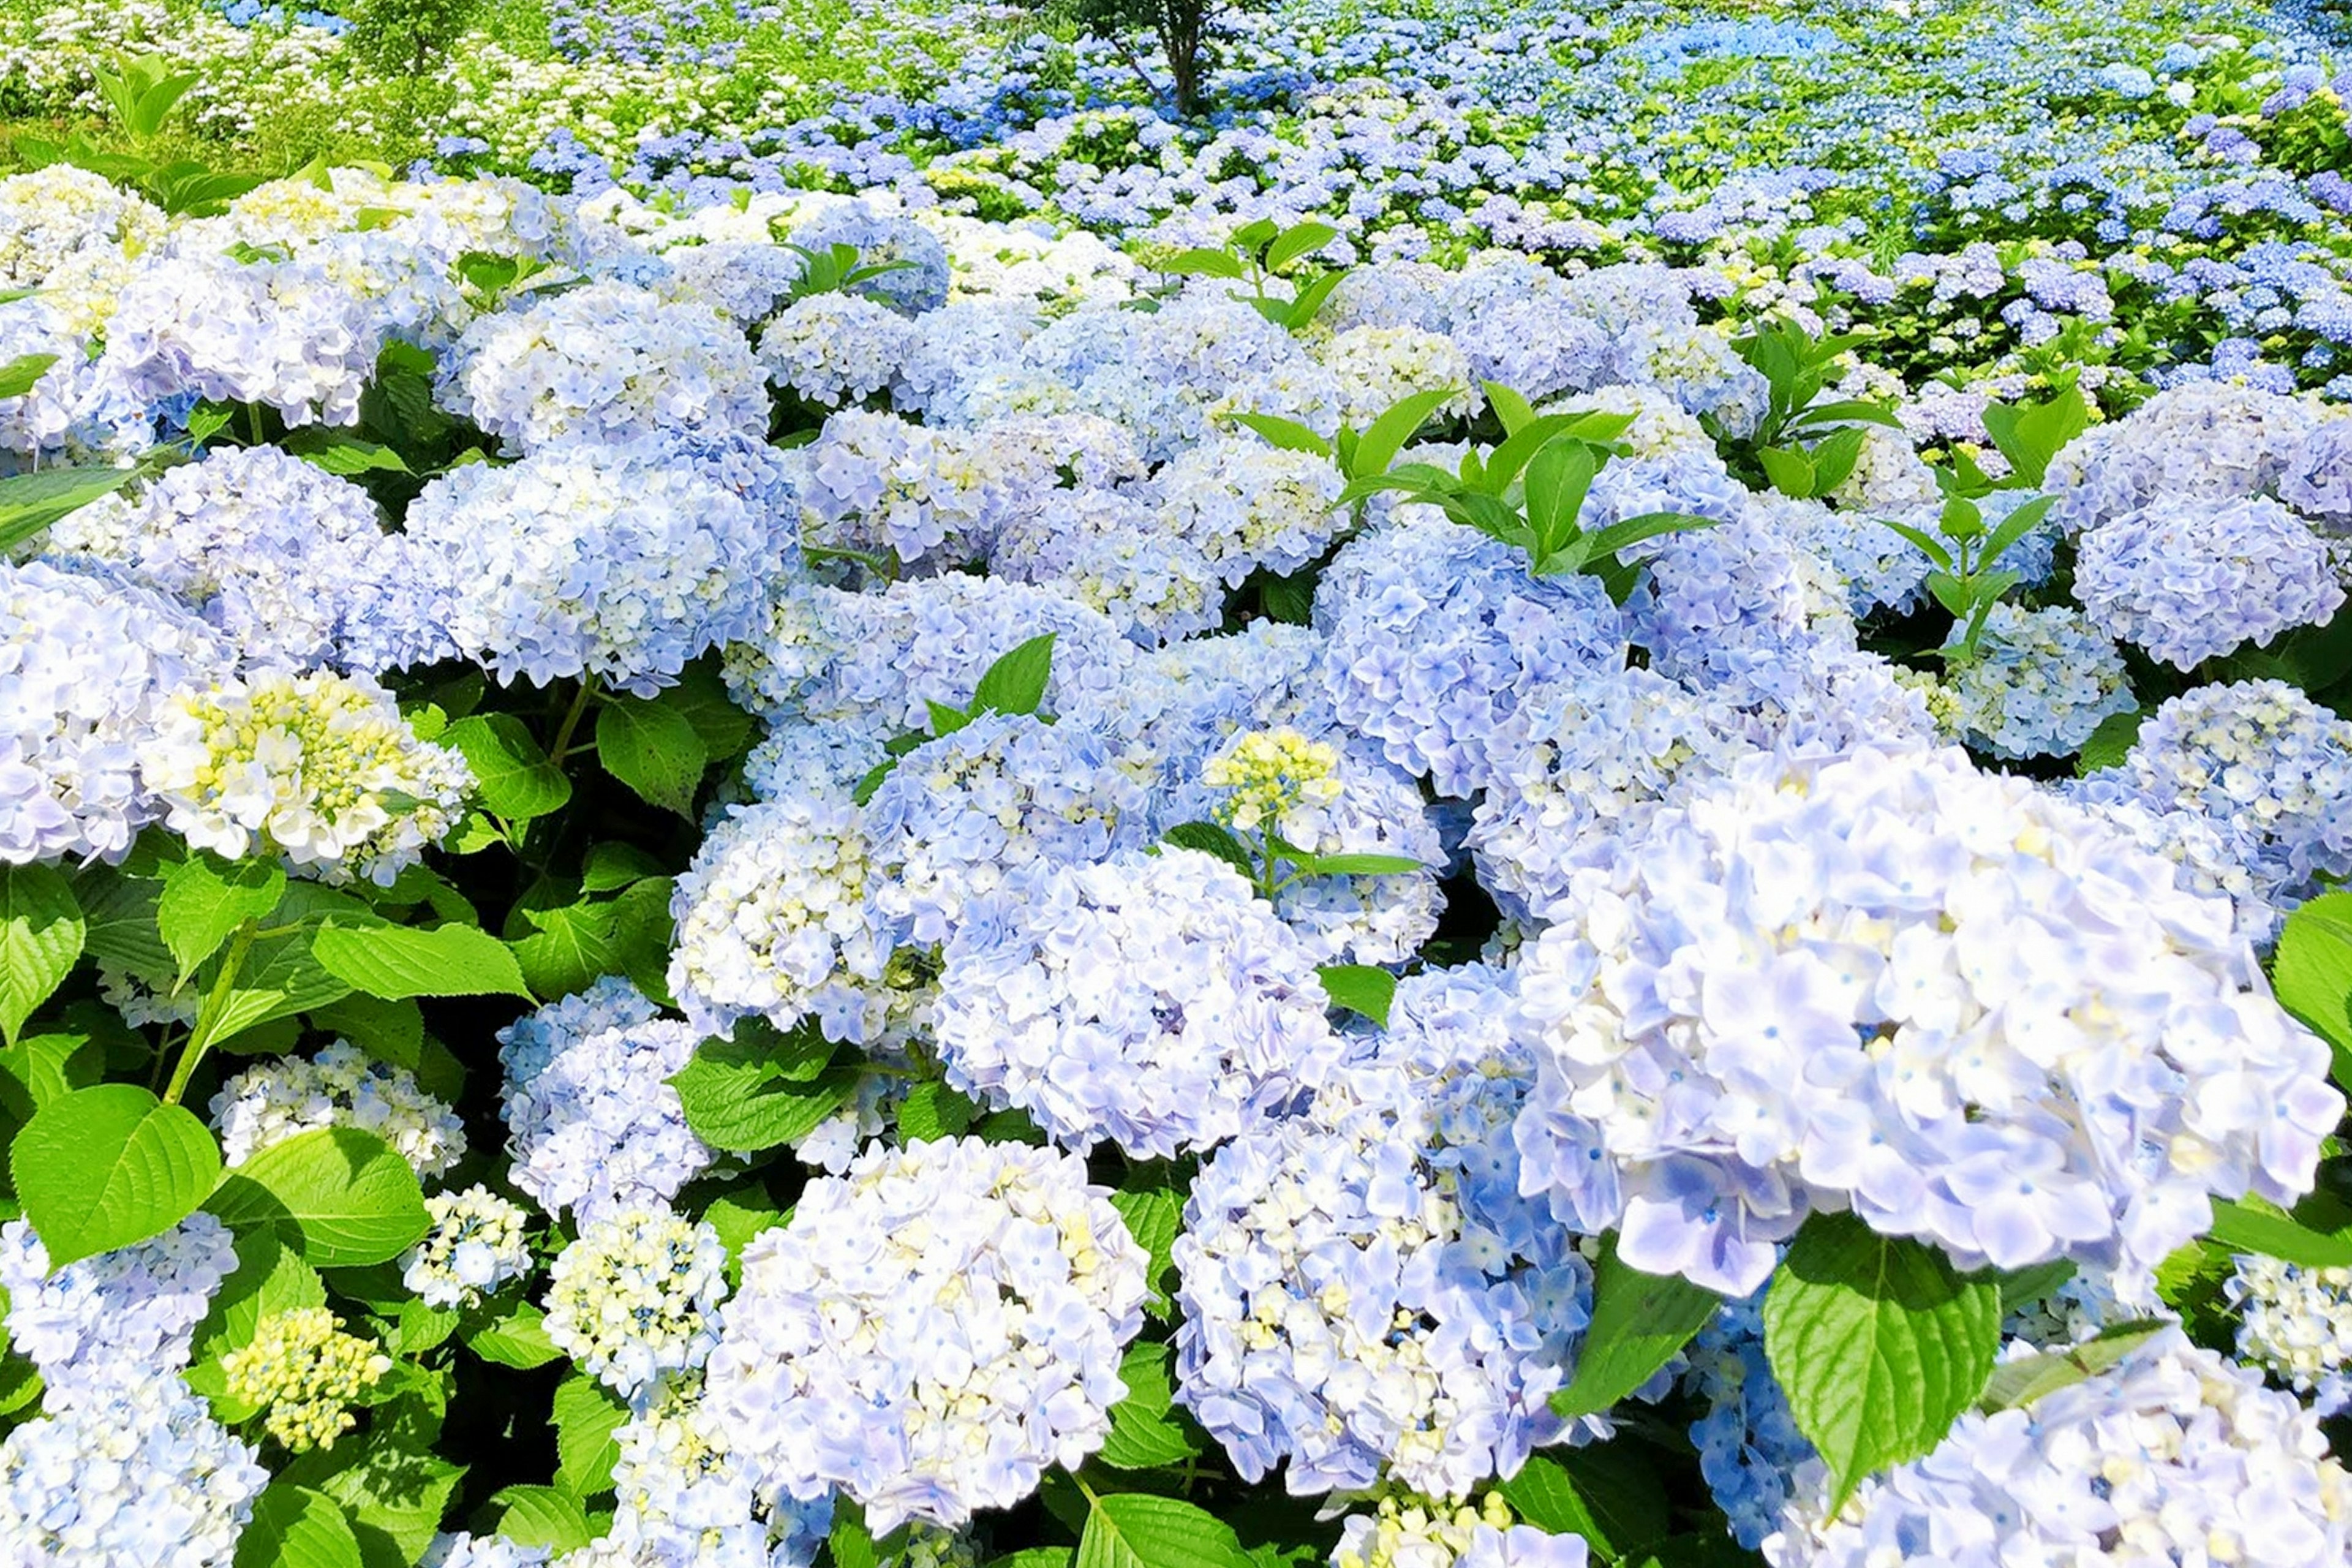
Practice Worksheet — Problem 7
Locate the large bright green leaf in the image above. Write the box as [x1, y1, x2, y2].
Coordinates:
[1762, 1213, 2002, 1512]
[669, 1035, 857, 1155]
[205, 1126, 429, 1267]
[0, 864, 83, 1046]
[234, 1483, 363, 1568]
[157, 853, 285, 982]
[597, 696, 707, 817]
[1551, 1240, 1720, 1420]
[1077, 1492, 1254, 1568]
[311, 922, 532, 1001]
[10, 1083, 221, 1268]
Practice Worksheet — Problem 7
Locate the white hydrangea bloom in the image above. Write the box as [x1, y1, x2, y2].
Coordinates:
[209, 1041, 466, 1179]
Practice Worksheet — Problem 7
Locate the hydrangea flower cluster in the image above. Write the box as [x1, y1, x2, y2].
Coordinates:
[1155, 435, 1351, 586]
[2071, 494, 2343, 670]
[1174, 967, 1593, 1501]
[1512, 745, 2342, 1296]
[704, 1137, 1148, 1531]
[1764, 1329, 2352, 1566]
[209, 1041, 466, 1178]
[759, 290, 915, 405]
[401, 445, 775, 694]
[543, 1207, 731, 1398]
[595, 1371, 832, 1567]
[218, 1306, 392, 1452]
[440, 281, 769, 453]
[497, 977, 713, 1223]
[0, 1374, 266, 1567]
[992, 486, 1225, 647]
[1317, 518, 1626, 797]
[0, 1213, 238, 1404]
[667, 794, 895, 1042]
[140, 668, 473, 885]
[797, 409, 1047, 568]
[2069, 680, 2352, 931]
[47, 445, 418, 674]
[1331, 1494, 1588, 1568]
[1683, 1298, 1817, 1551]
[2046, 382, 2324, 533]
[1928, 603, 2135, 760]
[935, 848, 1343, 1158]
[784, 201, 952, 315]
[401, 1186, 537, 1309]
[864, 711, 1149, 945]
[2228, 1256, 2352, 1415]
[0, 560, 232, 865]
[1313, 325, 1478, 429]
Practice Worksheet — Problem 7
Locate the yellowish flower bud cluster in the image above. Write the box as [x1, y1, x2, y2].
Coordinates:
[1202, 726, 1343, 834]
[219, 1306, 391, 1453]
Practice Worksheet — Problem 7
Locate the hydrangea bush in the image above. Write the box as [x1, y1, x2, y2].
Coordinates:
[0, 27, 2349, 1568]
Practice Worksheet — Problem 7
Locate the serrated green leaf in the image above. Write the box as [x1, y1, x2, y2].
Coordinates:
[489, 1485, 594, 1552]
[1159, 822, 1257, 881]
[466, 1299, 565, 1368]
[2272, 892, 2352, 1087]
[2206, 1195, 2352, 1268]
[668, 1038, 859, 1155]
[899, 1079, 981, 1143]
[158, 854, 284, 982]
[299, 1438, 464, 1568]
[1551, 1239, 1720, 1420]
[554, 1373, 629, 1498]
[0, 864, 82, 1047]
[1977, 1319, 2171, 1413]
[1111, 1186, 1183, 1318]
[1499, 1446, 1672, 1561]
[1315, 964, 1395, 1027]
[1762, 1212, 2002, 1513]
[193, 1227, 327, 1365]
[10, 1084, 220, 1268]
[2073, 707, 2147, 777]
[205, 1126, 428, 1267]
[1078, 1492, 1254, 1568]
[311, 922, 532, 1001]
[441, 713, 570, 823]
[971, 633, 1058, 719]
[597, 696, 709, 817]
[235, 1483, 363, 1568]
[1098, 1340, 1203, 1469]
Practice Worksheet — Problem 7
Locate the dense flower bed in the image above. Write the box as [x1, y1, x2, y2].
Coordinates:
[0, 4, 2350, 1564]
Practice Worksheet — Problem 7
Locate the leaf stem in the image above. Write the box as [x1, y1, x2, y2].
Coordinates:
[162, 916, 258, 1106]
[549, 676, 599, 763]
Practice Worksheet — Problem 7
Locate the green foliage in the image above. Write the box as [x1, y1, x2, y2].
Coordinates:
[206, 1126, 431, 1268]
[10, 1082, 221, 1268]
[1057, 0, 1224, 114]
[1721, 315, 1905, 496]
[1156, 220, 1349, 332]
[342, 0, 488, 77]
[1762, 1213, 2002, 1513]
[1550, 1238, 1720, 1420]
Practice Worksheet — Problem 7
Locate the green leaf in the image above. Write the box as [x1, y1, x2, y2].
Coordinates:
[1757, 443, 1818, 498]
[1157, 246, 1246, 281]
[1977, 1319, 2172, 1413]
[1228, 413, 1332, 457]
[489, 1485, 595, 1552]
[201, 927, 353, 1050]
[301, 1438, 464, 1568]
[205, 1126, 429, 1268]
[1303, 853, 1425, 877]
[554, 1374, 629, 1498]
[280, 428, 412, 476]
[1316, 964, 1395, 1028]
[580, 843, 666, 893]
[76, 865, 169, 985]
[193, 1227, 327, 1368]
[0, 864, 83, 1046]
[0, 464, 143, 553]
[1077, 1492, 1254, 1568]
[0, 351, 57, 399]
[597, 696, 709, 818]
[1355, 386, 1461, 477]
[1762, 1212, 2002, 1513]
[1112, 1186, 1183, 1318]
[1098, 1340, 1203, 1469]
[1482, 380, 1540, 435]
[2275, 893, 2352, 1085]
[235, 1483, 364, 1568]
[1551, 1239, 1721, 1420]
[158, 853, 284, 982]
[466, 1299, 565, 1368]
[1499, 1447, 1672, 1562]
[2073, 707, 2147, 777]
[1880, 517, 1955, 573]
[441, 713, 571, 823]
[1160, 822, 1257, 881]
[972, 633, 1058, 719]
[663, 661, 755, 763]
[898, 1079, 980, 1143]
[669, 1038, 859, 1155]
[10, 1084, 220, 1268]
[311, 922, 532, 1001]
[307, 995, 427, 1076]
[2206, 1195, 2352, 1268]
[1263, 221, 1340, 274]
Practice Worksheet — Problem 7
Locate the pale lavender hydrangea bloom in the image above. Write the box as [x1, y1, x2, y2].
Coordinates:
[2071, 493, 2343, 670]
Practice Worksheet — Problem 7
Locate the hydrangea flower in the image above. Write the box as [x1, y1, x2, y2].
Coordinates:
[1311, 324, 1478, 428]
[0, 298, 149, 461]
[1316, 518, 1626, 797]
[1156, 435, 1351, 586]
[544, 1207, 730, 1398]
[0, 1376, 266, 1568]
[140, 668, 472, 884]
[1175, 967, 1593, 1499]
[990, 487, 1226, 647]
[440, 281, 767, 453]
[1512, 745, 2341, 1297]
[1615, 322, 1769, 437]
[2046, 381, 2325, 532]
[2280, 418, 2352, 530]
[2230, 1256, 2352, 1414]
[421, 1537, 554, 1568]
[48, 445, 420, 673]
[797, 409, 1047, 569]
[704, 1137, 1149, 1531]
[498, 978, 712, 1224]
[401, 1186, 537, 1310]
[935, 847, 1344, 1157]
[597, 1371, 833, 1568]
[1331, 1494, 1588, 1568]
[100, 246, 383, 427]
[2072, 494, 2343, 670]
[667, 793, 895, 1042]
[2068, 680, 2352, 928]
[1764, 1329, 2352, 1566]
[402, 445, 776, 695]
[784, 202, 952, 315]
[865, 710, 1150, 946]
[759, 291, 916, 405]
[1930, 603, 2135, 760]
[1622, 499, 1855, 707]
[209, 1041, 466, 1179]
[1684, 1298, 1814, 1551]
[0, 1213, 238, 1407]
[0, 560, 232, 865]
[657, 239, 807, 330]
[219, 1306, 391, 1452]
